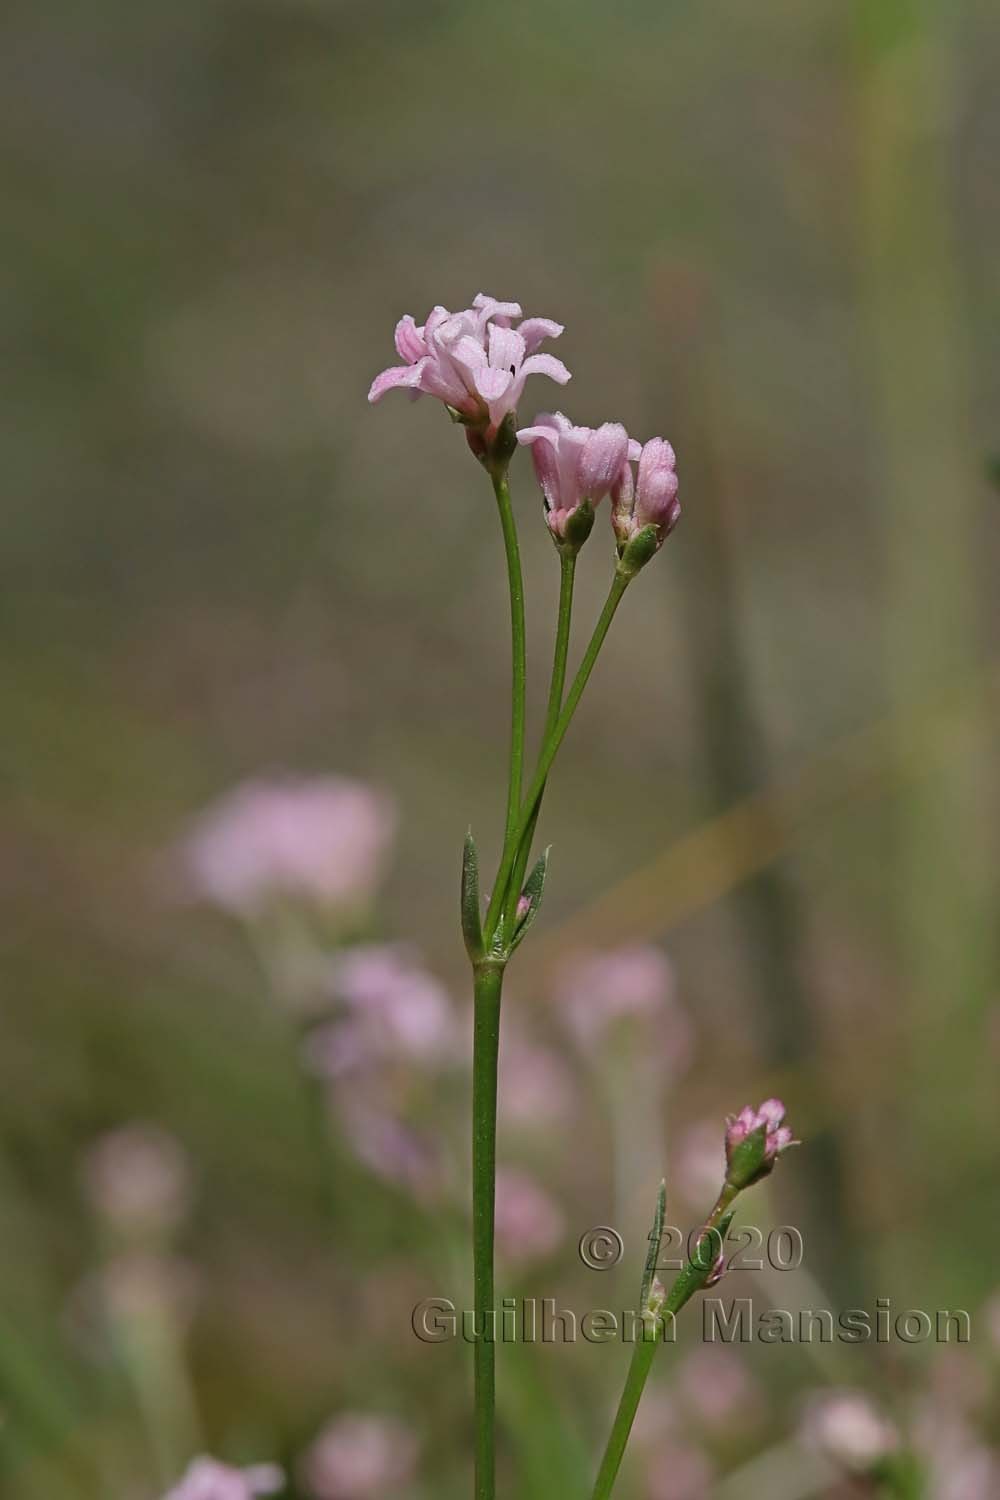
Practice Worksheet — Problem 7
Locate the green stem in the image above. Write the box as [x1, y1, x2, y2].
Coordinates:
[485, 567, 631, 946]
[491, 468, 527, 914]
[590, 1185, 738, 1500]
[502, 550, 577, 945]
[472, 959, 504, 1500]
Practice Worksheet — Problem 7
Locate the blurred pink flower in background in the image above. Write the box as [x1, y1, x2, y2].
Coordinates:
[177, 776, 395, 918]
[301, 1411, 419, 1500]
[912, 1393, 1000, 1500]
[336, 1095, 442, 1203]
[162, 1456, 283, 1500]
[81, 1123, 192, 1238]
[645, 1442, 714, 1500]
[553, 945, 692, 1072]
[497, 1038, 577, 1129]
[368, 293, 569, 442]
[676, 1345, 760, 1431]
[314, 944, 455, 1068]
[494, 1168, 565, 1264]
[800, 1390, 899, 1471]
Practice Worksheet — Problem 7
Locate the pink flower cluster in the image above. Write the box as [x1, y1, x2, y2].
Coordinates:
[367, 293, 569, 444]
[725, 1098, 795, 1172]
[518, 415, 680, 555]
[178, 775, 395, 919]
[368, 293, 680, 553]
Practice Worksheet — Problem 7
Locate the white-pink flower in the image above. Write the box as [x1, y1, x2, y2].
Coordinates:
[336, 1094, 442, 1202]
[800, 1391, 899, 1472]
[304, 944, 455, 1075]
[177, 776, 395, 918]
[300, 1412, 419, 1500]
[516, 412, 632, 544]
[611, 436, 680, 553]
[368, 293, 570, 444]
[162, 1457, 284, 1500]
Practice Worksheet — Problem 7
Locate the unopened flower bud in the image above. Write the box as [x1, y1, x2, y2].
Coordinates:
[724, 1099, 796, 1190]
[703, 1246, 727, 1288]
[612, 437, 680, 572]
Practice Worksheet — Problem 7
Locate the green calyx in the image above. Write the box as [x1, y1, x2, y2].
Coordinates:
[724, 1126, 773, 1191]
[616, 524, 660, 577]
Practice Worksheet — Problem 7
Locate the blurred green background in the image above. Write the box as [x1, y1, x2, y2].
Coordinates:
[3, 0, 999, 1496]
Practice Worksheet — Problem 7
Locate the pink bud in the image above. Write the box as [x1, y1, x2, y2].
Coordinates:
[612, 435, 681, 557]
[724, 1099, 797, 1188]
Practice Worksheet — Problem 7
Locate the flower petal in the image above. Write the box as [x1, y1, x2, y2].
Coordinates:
[475, 365, 514, 402]
[394, 315, 425, 363]
[517, 317, 564, 354]
[579, 422, 631, 502]
[637, 437, 676, 493]
[367, 359, 429, 404]
[517, 352, 571, 386]
[473, 293, 523, 327]
[488, 324, 526, 376]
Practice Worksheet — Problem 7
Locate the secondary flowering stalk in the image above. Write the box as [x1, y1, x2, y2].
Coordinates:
[590, 1104, 795, 1500]
[369, 293, 684, 1500]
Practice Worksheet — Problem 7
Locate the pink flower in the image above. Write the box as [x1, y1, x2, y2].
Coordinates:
[304, 945, 455, 1076]
[337, 1094, 442, 1202]
[677, 1347, 759, 1430]
[516, 412, 631, 544]
[367, 294, 570, 447]
[162, 1457, 284, 1500]
[724, 1099, 796, 1188]
[494, 1168, 565, 1264]
[800, 1391, 899, 1471]
[645, 1443, 714, 1500]
[301, 1412, 419, 1500]
[611, 436, 680, 554]
[177, 776, 395, 918]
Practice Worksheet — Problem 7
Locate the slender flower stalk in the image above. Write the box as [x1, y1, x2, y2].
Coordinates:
[482, 566, 632, 947]
[591, 1106, 795, 1500]
[490, 465, 528, 907]
[504, 549, 576, 946]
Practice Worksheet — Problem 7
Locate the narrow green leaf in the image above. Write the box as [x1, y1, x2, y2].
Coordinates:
[461, 830, 485, 963]
[639, 1179, 667, 1310]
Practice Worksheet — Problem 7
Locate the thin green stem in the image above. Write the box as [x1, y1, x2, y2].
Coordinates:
[472, 959, 504, 1500]
[590, 1184, 739, 1500]
[484, 567, 631, 946]
[491, 468, 527, 905]
[502, 551, 577, 945]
